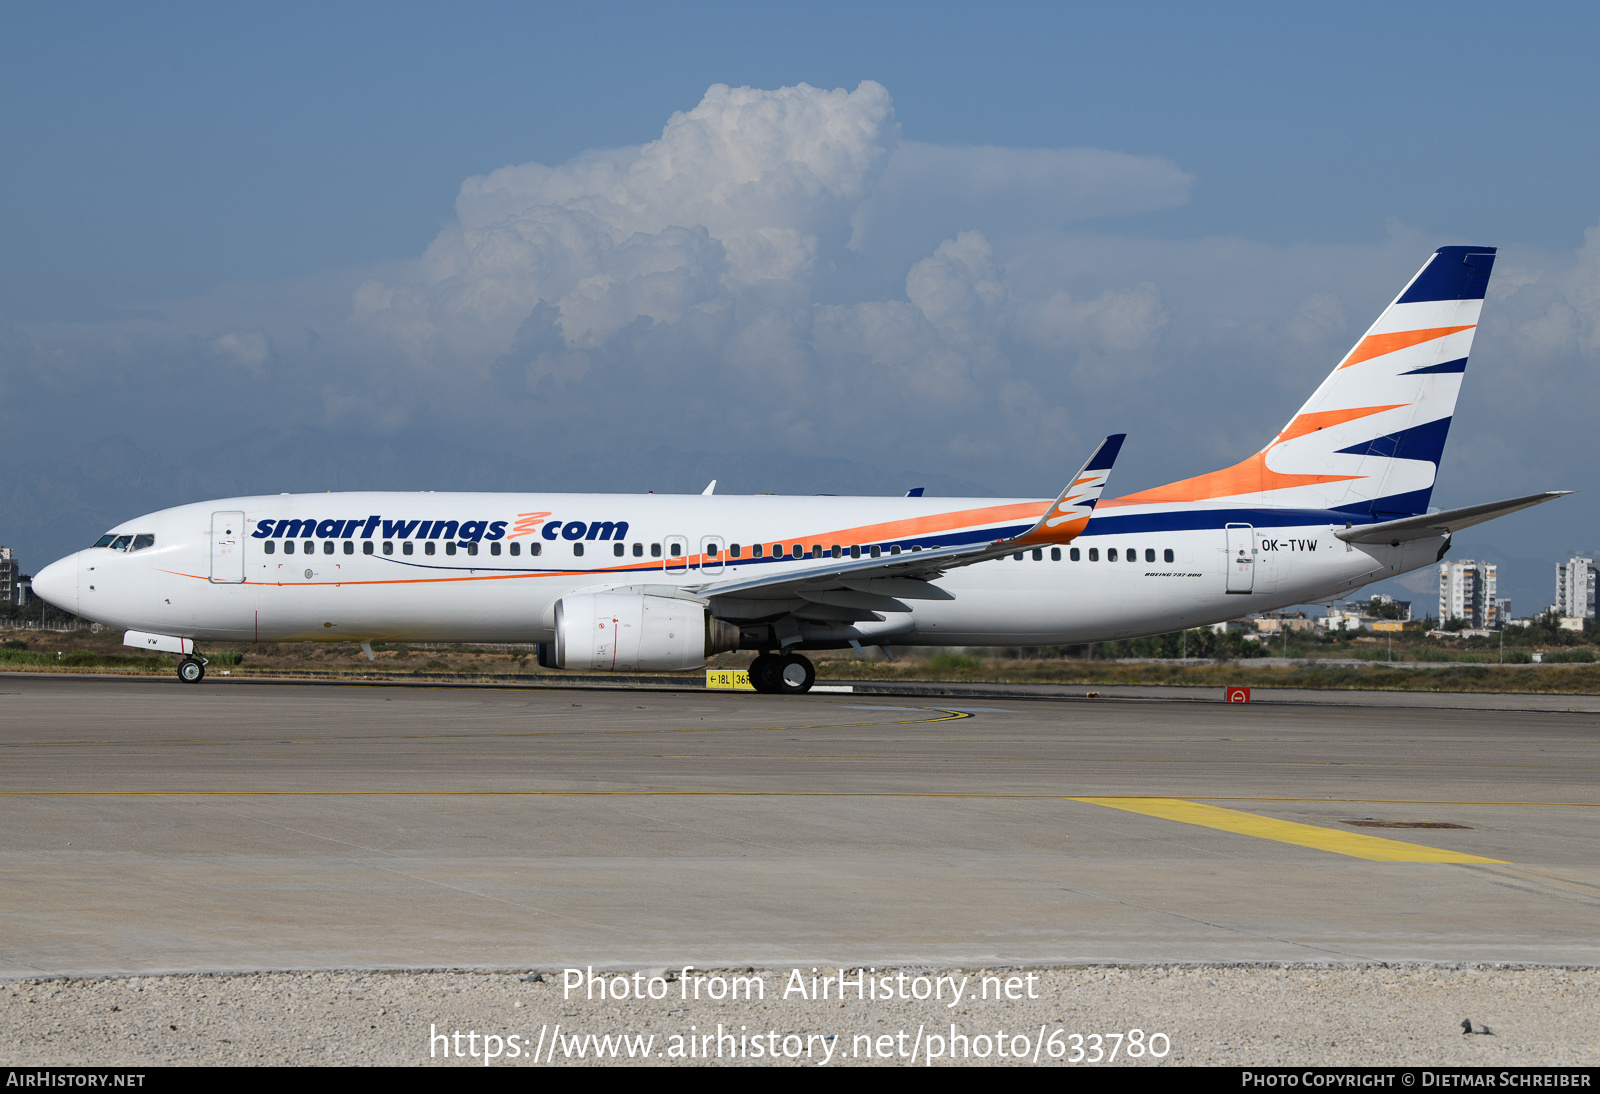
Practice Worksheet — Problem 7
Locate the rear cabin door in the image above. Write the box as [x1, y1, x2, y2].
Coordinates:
[211, 511, 246, 583]
[1225, 523, 1255, 594]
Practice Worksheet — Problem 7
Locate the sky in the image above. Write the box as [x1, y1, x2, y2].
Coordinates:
[3, 1, 1597, 614]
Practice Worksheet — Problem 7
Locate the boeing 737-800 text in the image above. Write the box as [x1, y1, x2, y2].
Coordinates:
[31, 246, 1567, 691]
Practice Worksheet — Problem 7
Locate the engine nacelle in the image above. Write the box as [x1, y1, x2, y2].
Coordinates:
[553, 592, 740, 671]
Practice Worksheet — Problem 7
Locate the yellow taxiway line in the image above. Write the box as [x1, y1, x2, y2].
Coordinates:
[1072, 796, 1507, 863]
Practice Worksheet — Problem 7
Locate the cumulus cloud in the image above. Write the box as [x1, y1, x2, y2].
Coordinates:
[338, 80, 1194, 471]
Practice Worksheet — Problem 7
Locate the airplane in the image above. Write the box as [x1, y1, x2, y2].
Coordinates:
[30, 245, 1568, 692]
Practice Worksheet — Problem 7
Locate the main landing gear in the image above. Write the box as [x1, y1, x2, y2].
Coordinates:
[177, 656, 207, 683]
[747, 651, 816, 694]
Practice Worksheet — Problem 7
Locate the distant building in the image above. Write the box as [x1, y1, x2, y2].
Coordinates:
[0, 547, 18, 607]
[1254, 611, 1317, 633]
[1318, 606, 1373, 631]
[1439, 560, 1500, 629]
[1555, 557, 1597, 620]
[1359, 593, 1412, 621]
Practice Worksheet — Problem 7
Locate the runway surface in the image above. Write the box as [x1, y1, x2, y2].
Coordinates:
[2, 674, 1597, 976]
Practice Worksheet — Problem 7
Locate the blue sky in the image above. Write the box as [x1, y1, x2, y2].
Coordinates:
[3, 2, 1597, 612]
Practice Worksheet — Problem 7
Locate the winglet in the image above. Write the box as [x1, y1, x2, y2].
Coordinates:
[1008, 434, 1126, 548]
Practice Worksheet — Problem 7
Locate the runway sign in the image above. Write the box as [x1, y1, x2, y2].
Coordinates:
[1225, 686, 1251, 703]
[706, 669, 754, 690]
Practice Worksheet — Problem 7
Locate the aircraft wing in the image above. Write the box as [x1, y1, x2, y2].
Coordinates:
[1334, 491, 1571, 545]
[687, 435, 1125, 624]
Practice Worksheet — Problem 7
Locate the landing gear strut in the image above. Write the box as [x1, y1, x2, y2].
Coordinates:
[748, 651, 815, 694]
[177, 656, 207, 683]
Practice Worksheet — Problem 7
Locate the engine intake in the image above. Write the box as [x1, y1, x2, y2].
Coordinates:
[552, 592, 740, 671]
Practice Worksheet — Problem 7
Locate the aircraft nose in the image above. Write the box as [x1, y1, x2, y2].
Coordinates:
[32, 553, 79, 615]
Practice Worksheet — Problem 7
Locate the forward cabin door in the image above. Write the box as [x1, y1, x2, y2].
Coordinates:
[211, 511, 246, 583]
[1225, 523, 1255, 594]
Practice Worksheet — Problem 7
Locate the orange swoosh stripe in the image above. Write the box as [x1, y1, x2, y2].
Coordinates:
[1339, 325, 1474, 370]
[1105, 451, 1360, 507]
[1274, 403, 1407, 446]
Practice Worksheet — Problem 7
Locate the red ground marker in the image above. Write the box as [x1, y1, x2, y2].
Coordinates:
[1225, 686, 1251, 703]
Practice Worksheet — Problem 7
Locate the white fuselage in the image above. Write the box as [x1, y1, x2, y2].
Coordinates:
[34, 490, 1438, 649]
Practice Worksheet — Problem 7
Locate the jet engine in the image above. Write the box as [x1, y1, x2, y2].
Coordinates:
[550, 592, 740, 671]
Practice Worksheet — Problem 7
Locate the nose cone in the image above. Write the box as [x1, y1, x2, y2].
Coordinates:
[32, 553, 79, 615]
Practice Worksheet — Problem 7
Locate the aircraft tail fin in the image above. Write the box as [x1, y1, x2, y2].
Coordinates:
[1111, 246, 1496, 521]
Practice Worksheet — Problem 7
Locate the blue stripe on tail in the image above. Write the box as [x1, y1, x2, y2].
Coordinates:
[1395, 246, 1496, 304]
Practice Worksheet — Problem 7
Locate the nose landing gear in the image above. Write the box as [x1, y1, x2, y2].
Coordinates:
[747, 651, 816, 694]
[177, 656, 207, 683]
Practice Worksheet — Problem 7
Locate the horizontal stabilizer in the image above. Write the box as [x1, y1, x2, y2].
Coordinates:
[1335, 491, 1571, 545]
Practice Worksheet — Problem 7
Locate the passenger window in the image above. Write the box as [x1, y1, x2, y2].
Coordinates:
[870, 545, 881, 558]
[651, 543, 662, 557]
[323, 541, 335, 555]
[1088, 548, 1099, 561]
[490, 542, 501, 556]
[1013, 552, 1024, 561]
[343, 541, 354, 555]
[383, 542, 393, 555]
[509, 542, 520, 557]
[1126, 547, 1135, 562]
[911, 545, 922, 553]
[707, 544, 719, 558]
[890, 545, 901, 555]
[831, 545, 841, 558]
[574, 543, 585, 557]
[730, 544, 741, 559]
[668, 543, 681, 557]
[809, 545, 819, 557]
[1164, 548, 1175, 563]
[1145, 548, 1156, 563]
[1051, 548, 1061, 561]
[850, 545, 861, 559]
[264, 541, 276, 555]
[613, 543, 624, 557]
[530, 542, 541, 556]
[772, 544, 784, 559]
[446, 543, 457, 556]
[303, 540, 314, 555]
[1070, 547, 1079, 561]
[632, 543, 642, 557]
[465, 543, 477, 556]
[1108, 548, 1118, 561]
[284, 540, 295, 555]
[403, 541, 413, 555]
[425, 542, 435, 556]
[752, 544, 763, 558]
[363, 542, 374, 555]
[1032, 549, 1043, 561]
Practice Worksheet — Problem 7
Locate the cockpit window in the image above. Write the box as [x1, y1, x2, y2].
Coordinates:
[109, 535, 133, 551]
[93, 535, 117, 548]
[132, 534, 155, 551]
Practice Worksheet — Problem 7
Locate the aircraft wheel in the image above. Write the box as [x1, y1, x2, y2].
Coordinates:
[774, 653, 815, 694]
[747, 653, 780, 693]
[177, 657, 205, 684]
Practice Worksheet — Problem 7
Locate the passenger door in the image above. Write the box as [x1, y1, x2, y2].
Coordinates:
[1225, 523, 1255, 594]
[210, 511, 246, 583]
